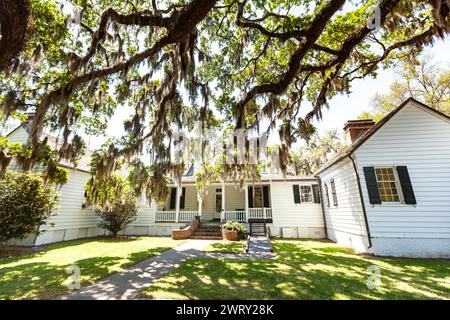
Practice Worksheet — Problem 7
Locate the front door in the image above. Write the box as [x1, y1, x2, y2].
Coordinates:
[215, 194, 222, 220]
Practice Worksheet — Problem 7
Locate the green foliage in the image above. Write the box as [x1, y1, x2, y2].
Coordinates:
[52, 166, 70, 185]
[86, 171, 139, 237]
[359, 55, 450, 121]
[289, 129, 343, 175]
[95, 199, 138, 237]
[222, 221, 247, 238]
[0, 171, 57, 243]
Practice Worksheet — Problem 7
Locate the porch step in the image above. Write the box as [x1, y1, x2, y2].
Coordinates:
[250, 221, 267, 236]
[194, 231, 222, 237]
[190, 235, 223, 240]
[191, 222, 222, 240]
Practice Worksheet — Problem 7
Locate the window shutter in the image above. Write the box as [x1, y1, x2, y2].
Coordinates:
[169, 187, 176, 209]
[263, 186, 270, 207]
[363, 167, 381, 204]
[248, 186, 254, 208]
[324, 183, 330, 207]
[330, 179, 338, 207]
[180, 187, 186, 209]
[312, 185, 320, 203]
[396, 166, 416, 204]
[293, 185, 301, 203]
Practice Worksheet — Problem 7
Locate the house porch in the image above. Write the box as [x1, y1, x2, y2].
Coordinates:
[154, 183, 273, 223]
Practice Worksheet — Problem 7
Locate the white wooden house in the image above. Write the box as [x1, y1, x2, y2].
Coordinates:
[6, 124, 325, 245]
[5, 98, 450, 258]
[155, 173, 325, 239]
[316, 98, 450, 258]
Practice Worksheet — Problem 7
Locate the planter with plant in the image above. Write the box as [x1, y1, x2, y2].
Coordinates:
[222, 221, 247, 241]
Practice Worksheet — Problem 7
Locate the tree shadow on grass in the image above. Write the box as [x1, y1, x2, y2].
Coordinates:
[143, 240, 450, 300]
[0, 245, 175, 300]
[204, 242, 245, 254]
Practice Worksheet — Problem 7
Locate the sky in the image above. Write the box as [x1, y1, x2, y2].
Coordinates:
[313, 38, 450, 135]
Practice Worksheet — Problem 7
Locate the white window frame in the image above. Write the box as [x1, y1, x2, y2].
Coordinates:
[374, 166, 403, 204]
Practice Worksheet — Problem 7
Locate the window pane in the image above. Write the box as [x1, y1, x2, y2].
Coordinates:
[300, 186, 312, 202]
[375, 167, 400, 203]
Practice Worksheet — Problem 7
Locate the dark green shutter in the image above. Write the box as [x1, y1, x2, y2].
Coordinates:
[396, 166, 416, 204]
[263, 186, 269, 207]
[363, 167, 381, 204]
[180, 187, 186, 209]
[293, 185, 301, 203]
[312, 185, 320, 203]
[169, 187, 176, 209]
[248, 186, 254, 208]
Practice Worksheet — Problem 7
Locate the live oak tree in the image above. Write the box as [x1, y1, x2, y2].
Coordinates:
[288, 129, 343, 175]
[1, 0, 450, 203]
[359, 54, 450, 121]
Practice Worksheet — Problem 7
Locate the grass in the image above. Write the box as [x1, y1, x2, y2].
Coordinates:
[141, 239, 450, 300]
[0, 236, 183, 299]
[203, 241, 246, 254]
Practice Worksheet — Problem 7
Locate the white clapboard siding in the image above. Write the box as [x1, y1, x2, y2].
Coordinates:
[355, 101, 450, 239]
[39, 170, 99, 232]
[7, 125, 29, 144]
[319, 158, 369, 244]
[270, 180, 324, 228]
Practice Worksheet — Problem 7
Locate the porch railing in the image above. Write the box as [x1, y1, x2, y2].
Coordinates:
[154, 210, 198, 222]
[178, 210, 197, 222]
[222, 210, 246, 222]
[248, 208, 272, 220]
[155, 211, 176, 222]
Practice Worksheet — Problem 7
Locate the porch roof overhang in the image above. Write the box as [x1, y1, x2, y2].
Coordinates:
[177, 174, 318, 185]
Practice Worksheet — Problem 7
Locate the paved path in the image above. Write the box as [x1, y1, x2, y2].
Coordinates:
[247, 236, 274, 259]
[62, 237, 275, 300]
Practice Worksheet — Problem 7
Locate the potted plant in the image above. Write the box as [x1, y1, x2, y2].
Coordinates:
[222, 221, 247, 241]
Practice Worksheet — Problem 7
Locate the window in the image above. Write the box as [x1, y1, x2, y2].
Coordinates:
[300, 185, 313, 202]
[324, 183, 330, 207]
[330, 179, 338, 207]
[375, 167, 400, 203]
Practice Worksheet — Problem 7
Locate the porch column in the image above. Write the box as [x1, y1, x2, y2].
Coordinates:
[175, 186, 181, 223]
[244, 184, 249, 222]
[221, 181, 226, 221]
[198, 197, 203, 220]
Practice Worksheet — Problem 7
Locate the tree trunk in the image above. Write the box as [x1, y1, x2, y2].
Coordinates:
[0, 0, 33, 72]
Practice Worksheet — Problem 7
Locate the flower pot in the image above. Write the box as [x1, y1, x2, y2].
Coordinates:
[222, 229, 238, 241]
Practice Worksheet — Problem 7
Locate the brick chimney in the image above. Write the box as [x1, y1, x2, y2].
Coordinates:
[343, 119, 375, 145]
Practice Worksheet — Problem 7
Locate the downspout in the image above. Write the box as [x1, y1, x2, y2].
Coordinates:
[317, 176, 328, 240]
[349, 154, 372, 248]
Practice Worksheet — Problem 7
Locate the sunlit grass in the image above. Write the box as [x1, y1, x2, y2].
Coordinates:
[0, 237, 183, 299]
[203, 241, 246, 254]
[141, 239, 450, 300]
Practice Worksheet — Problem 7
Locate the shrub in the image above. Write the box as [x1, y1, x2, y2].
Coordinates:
[222, 221, 247, 239]
[95, 199, 138, 238]
[86, 174, 139, 237]
[0, 171, 57, 243]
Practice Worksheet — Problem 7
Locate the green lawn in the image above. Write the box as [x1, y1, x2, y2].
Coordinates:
[203, 241, 246, 254]
[0, 237, 183, 299]
[141, 239, 450, 300]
